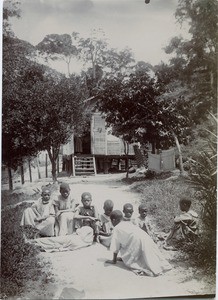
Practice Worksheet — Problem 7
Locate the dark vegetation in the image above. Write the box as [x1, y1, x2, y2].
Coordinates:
[1, 195, 54, 299]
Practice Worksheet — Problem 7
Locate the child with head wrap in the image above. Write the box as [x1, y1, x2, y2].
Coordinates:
[74, 192, 100, 242]
[21, 186, 55, 237]
[53, 182, 79, 236]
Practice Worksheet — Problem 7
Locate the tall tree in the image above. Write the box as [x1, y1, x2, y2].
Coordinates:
[72, 29, 108, 80]
[96, 64, 160, 151]
[3, 0, 38, 189]
[15, 67, 85, 182]
[104, 47, 136, 77]
[3, 1, 87, 185]
[3, 35, 86, 184]
[36, 34, 78, 76]
[164, 0, 217, 121]
[153, 0, 217, 173]
[3, 0, 21, 37]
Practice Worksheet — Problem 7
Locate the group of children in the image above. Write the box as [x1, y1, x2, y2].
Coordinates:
[20, 181, 199, 276]
[21, 181, 199, 251]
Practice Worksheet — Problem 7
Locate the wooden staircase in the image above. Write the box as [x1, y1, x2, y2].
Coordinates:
[73, 156, 96, 176]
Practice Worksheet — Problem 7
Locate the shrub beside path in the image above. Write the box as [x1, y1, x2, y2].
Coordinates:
[13, 173, 215, 299]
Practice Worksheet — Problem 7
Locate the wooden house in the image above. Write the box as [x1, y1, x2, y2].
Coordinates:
[61, 112, 136, 176]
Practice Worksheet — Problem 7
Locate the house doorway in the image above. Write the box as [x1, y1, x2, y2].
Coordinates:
[74, 132, 91, 155]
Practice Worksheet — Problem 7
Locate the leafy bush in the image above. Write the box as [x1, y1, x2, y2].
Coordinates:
[188, 150, 216, 231]
[144, 170, 173, 180]
[179, 231, 216, 274]
[184, 114, 217, 270]
[144, 170, 156, 179]
[1, 200, 51, 298]
[122, 170, 173, 184]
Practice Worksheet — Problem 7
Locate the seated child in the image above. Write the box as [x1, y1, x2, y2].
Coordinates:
[164, 197, 199, 249]
[53, 182, 79, 236]
[99, 199, 114, 247]
[21, 186, 55, 237]
[123, 203, 136, 224]
[74, 192, 100, 242]
[135, 204, 157, 242]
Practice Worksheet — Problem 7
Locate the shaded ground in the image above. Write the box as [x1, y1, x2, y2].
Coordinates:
[9, 173, 216, 299]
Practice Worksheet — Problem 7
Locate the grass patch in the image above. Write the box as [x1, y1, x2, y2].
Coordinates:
[1, 190, 39, 210]
[127, 176, 215, 274]
[129, 176, 200, 232]
[1, 192, 54, 299]
[122, 171, 173, 185]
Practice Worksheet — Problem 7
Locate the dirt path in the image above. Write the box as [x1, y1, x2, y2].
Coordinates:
[20, 174, 215, 299]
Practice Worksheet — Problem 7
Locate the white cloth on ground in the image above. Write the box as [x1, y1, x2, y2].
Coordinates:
[32, 226, 94, 252]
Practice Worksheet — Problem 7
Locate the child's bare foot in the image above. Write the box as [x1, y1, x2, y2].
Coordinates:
[93, 235, 100, 243]
[117, 257, 123, 262]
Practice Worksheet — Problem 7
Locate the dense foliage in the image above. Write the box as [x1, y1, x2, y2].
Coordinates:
[3, 2, 87, 182]
[162, 0, 217, 121]
[3, 39, 86, 181]
[185, 114, 217, 268]
[1, 201, 52, 298]
[96, 64, 161, 148]
[3, 34, 38, 169]
[36, 33, 78, 76]
[95, 0, 217, 150]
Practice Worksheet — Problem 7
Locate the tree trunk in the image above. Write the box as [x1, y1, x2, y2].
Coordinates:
[210, 71, 214, 89]
[8, 167, 13, 191]
[171, 131, 185, 176]
[91, 56, 96, 79]
[151, 140, 156, 154]
[123, 140, 130, 179]
[28, 159, 32, 182]
[20, 164, 25, 185]
[125, 156, 129, 179]
[51, 159, 57, 182]
[45, 154, 48, 178]
[36, 154, 41, 179]
[47, 146, 60, 183]
[57, 155, 60, 174]
[133, 144, 145, 168]
[67, 61, 71, 77]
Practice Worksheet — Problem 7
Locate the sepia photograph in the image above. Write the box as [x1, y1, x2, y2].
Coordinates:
[1, 0, 217, 299]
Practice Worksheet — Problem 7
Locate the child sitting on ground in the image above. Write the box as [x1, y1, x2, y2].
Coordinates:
[53, 182, 79, 236]
[74, 192, 100, 242]
[21, 186, 55, 237]
[135, 203, 157, 242]
[106, 210, 172, 277]
[164, 197, 199, 250]
[123, 203, 136, 224]
[99, 199, 114, 247]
